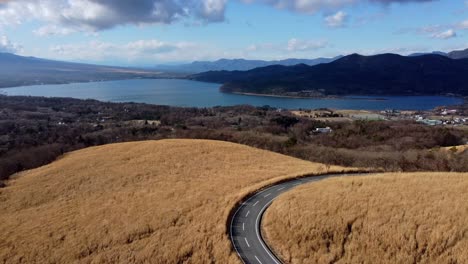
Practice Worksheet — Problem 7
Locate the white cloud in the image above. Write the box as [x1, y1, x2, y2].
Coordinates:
[354, 46, 429, 55]
[0, 0, 441, 34]
[52, 39, 186, 59]
[0, 0, 227, 35]
[47, 37, 333, 63]
[33, 25, 76, 36]
[242, 0, 436, 14]
[245, 38, 329, 56]
[196, 0, 227, 22]
[48, 39, 237, 63]
[397, 24, 462, 40]
[251, 0, 354, 14]
[0, 35, 22, 53]
[431, 29, 457, 39]
[458, 20, 468, 30]
[324, 11, 348, 28]
[245, 43, 275, 52]
[287, 38, 328, 52]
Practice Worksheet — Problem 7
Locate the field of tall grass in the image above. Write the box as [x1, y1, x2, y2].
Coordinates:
[263, 173, 468, 264]
[0, 139, 353, 263]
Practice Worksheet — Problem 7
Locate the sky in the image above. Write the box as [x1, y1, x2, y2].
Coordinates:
[0, 0, 467, 66]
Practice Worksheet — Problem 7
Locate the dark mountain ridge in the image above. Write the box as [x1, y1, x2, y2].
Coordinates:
[191, 53, 468, 96]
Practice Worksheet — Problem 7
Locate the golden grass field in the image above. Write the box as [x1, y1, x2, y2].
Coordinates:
[0, 139, 353, 264]
[263, 172, 468, 264]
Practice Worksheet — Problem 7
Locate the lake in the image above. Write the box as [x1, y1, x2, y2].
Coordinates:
[0, 79, 462, 110]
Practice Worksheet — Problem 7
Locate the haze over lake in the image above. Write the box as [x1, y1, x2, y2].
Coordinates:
[0, 79, 462, 110]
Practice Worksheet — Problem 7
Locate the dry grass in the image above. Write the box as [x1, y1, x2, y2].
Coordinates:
[0, 139, 353, 264]
[263, 173, 468, 264]
[441, 145, 468, 154]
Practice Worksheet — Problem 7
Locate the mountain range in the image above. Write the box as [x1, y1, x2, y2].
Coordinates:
[153, 57, 342, 73]
[447, 48, 468, 60]
[165, 48, 468, 73]
[409, 48, 468, 60]
[191, 53, 468, 96]
[0, 53, 168, 88]
[1, 47, 468, 94]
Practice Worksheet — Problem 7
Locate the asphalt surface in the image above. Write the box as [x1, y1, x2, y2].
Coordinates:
[230, 174, 344, 264]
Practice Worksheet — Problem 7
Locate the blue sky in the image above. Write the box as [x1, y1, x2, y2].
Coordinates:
[0, 0, 467, 66]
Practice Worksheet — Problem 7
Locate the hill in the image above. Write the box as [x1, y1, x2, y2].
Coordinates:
[0, 52, 168, 88]
[408, 48, 468, 59]
[191, 53, 468, 96]
[154, 57, 341, 73]
[408, 51, 447, 57]
[448, 48, 468, 59]
[263, 172, 468, 264]
[0, 139, 353, 263]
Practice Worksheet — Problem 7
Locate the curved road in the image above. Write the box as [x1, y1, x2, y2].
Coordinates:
[230, 174, 347, 264]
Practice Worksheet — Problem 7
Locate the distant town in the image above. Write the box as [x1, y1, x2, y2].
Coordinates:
[291, 105, 468, 129]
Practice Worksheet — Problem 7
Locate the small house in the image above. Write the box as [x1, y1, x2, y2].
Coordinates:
[314, 127, 333, 134]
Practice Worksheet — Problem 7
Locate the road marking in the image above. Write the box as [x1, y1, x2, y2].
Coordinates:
[253, 201, 259, 206]
[230, 180, 284, 264]
[242, 222, 245, 231]
[245, 210, 250, 217]
[230, 195, 246, 264]
[255, 201, 281, 264]
[264, 193, 271, 198]
[230, 173, 362, 264]
[245, 237, 250, 248]
[293, 183, 301, 186]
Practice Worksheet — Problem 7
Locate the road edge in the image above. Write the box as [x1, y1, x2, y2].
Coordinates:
[226, 171, 371, 263]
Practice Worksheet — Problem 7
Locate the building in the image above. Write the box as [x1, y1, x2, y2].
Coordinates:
[314, 127, 333, 133]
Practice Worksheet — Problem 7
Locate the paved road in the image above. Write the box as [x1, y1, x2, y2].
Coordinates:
[230, 174, 346, 264]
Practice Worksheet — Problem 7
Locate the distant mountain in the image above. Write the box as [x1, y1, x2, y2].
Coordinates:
[154, 57, 341, 73]
[191, 53, 468, 96]
[408, 51, 447, 57]
[409, 48, 468, 59]
[0, 52, 168, 88]
[448, 48, 468, 59]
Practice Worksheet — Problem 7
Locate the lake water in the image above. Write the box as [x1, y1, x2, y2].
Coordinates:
[0, 79, 462, 110]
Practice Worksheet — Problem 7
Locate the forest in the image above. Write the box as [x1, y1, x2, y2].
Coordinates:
[1, 95, 467, 185]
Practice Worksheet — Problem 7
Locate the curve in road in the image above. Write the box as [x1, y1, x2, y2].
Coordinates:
[230, 174, 348, 264]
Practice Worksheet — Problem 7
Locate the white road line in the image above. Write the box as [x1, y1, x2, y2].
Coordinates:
[230, 181, 282, 264]
[264, 193, 271, 198]
[255, 201, 281, 264]
[253, 201, 259, 206]
[245, 237, 250, 248]
[245, 210, 250, 217]
[230, 198, 247, 264]
[293, 183, 301, 186]
[230, 173, 362, 264]
[242, 222, 245, 231]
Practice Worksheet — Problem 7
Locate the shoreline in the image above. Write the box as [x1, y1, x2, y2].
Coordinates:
[0, 93, 463, 112]
[0, 76, 182, 90]
[228, 91, 389, 101]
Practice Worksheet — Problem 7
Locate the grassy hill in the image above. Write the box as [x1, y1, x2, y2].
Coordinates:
[0, 139, 353, 264]
[263, 173, 468, 264]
